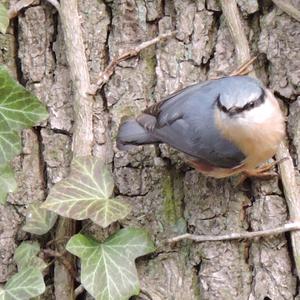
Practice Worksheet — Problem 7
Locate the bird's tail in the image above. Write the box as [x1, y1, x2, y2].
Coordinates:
[116, 119, 159, 150]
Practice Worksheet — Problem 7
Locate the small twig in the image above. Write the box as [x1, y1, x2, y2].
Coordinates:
[210, 56, 257, 80]
[74, 285, 85, 298]
[272, 0, 300, 22]
[89, 31, 176, 95]
[54, 0, 95, 297]
[220, 0, 252, 70]
[168, 222, 300, 243]
[43, 248, 64, 257]
[7, 0, 35, 19]
[43, 248, 77, 279]
[45, 0, 61, 12]
[276, 142, 300, 278]
[229, 56, 257, 76]
[46, 236, 69, 248]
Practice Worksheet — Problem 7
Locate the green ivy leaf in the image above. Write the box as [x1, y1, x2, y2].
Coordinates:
[0, 66, 48, 165]
[0, 267, 45, 300]
[0, 288, 5, 300]
[23, 203, 57, 235]
[66, 228, 155, 300]
[0, 3, 9, 34]
[0, 163, 16, 204]
[0, 119, 21, 166]
[14, 242, 47, 271]
[42, 157, 131, 228]
[0, 66, 48, 131]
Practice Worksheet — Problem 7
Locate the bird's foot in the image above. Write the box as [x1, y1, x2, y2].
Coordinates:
[235, 157, 288, 186]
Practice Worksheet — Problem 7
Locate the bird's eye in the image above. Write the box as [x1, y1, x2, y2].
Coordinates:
[248, 101, 255, 108]
[221, 104, 228, 113]
[244, 101, 255, 110]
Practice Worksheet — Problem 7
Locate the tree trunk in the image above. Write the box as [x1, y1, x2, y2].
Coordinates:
[1, 0, 300, 299]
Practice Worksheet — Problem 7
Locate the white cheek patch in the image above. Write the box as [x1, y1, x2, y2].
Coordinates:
[220, 94, 275, 127]
[244, 101, 274, 124]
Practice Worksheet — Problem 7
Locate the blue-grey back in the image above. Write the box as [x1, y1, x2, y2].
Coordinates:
[148, 77, 251, 167]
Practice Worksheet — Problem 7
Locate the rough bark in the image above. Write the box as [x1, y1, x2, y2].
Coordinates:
[1, 0, 300, 299]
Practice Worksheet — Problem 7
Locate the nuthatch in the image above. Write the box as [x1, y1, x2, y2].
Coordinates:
[117, 76, 285, 178]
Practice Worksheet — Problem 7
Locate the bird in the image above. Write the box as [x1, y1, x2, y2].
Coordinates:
[116, 76, 285, 179]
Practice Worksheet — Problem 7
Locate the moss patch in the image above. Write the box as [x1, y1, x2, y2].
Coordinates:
[162, 168, 186, 234]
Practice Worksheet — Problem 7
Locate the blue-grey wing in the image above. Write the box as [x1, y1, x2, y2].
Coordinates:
[138, 80, 245, 168]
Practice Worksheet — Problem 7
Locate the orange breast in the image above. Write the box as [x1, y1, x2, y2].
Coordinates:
[214, 89, 285, 173]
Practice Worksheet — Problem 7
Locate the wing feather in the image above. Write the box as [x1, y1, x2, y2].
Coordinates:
[138, 80, 246, 168]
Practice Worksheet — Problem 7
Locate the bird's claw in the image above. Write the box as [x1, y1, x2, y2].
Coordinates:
[235, 157, 288, 187]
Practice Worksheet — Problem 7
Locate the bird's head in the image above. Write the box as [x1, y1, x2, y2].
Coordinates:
[214, 76, 284, 169]
[215, 76, 274, 125]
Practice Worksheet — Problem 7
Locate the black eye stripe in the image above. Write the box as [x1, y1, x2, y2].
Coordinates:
[216, 88, 265, 115]
[216, 94, 228, 113]
[221, 104, 228, 113]
[243, 101, 255, 110]
[242, 89, 265, 111]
